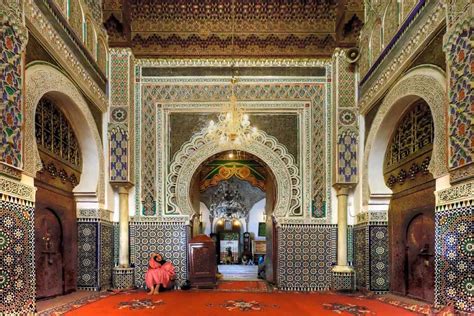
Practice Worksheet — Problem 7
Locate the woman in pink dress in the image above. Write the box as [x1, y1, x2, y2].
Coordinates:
[145, 253, 176, 295]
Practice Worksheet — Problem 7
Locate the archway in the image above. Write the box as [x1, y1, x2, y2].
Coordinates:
[33, 94, 83, 298]
[168, 129, 300, 285]
[189, 150, 277, 282]
[167, 129, 300, 219]
[25, 63, 105, 298]
[363, 65, 448, 209]
[25, 63, 105, 204]
[382, 99, 436, 302]
[363, 65, 446, 301]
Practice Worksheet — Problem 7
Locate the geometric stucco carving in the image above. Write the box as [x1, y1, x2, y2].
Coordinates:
[24, 63, 105, 203]
[167, 129, 301, 219]
[363, 66, 448, 206]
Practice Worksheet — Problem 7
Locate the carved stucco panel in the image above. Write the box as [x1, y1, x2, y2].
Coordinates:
[363, 69, 448, 206]
[24, 65, 105, 203]
[168, 130, 300, 219]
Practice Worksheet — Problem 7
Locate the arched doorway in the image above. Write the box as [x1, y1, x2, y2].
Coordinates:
[34, 95, 82, 299]
[383, 100, 435, 302]
[189, 150, 277, 282]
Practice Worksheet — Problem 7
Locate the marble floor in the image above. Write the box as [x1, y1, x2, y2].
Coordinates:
[218, 264, 259, 280]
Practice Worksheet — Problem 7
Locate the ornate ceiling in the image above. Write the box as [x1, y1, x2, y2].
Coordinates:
[103, 0, 364, 57]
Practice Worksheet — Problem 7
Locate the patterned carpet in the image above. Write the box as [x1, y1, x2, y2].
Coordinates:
[216, 280, 270, 292]
[49, 290, 432, 316]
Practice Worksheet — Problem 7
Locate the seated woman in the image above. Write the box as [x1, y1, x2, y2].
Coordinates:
[145, 252, 176, 295]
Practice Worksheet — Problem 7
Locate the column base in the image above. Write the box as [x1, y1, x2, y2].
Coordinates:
[113, 267, 135, 289]
[331, 267, 355, 291]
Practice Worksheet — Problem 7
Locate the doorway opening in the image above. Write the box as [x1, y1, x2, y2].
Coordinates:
[384, 99, 435, 302]
[34, 95, 82, 300]
[190, 150, 277, 283]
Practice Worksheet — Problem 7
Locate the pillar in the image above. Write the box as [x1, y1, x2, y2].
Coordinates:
[331, 185, 355, 291]
[330, 49, 358, 291]
[108, 48, 135, 289]
[0, 2, 35, 314]
[334, 186, 351, 269]
[112, 183, 134, 289]
[436, 3, 474, 311]
[118, 186, 130, 267]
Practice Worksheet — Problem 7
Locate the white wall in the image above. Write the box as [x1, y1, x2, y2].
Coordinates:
[248, 198, 266, 241]
[199, 199, 266, 240]
[200, 202, 212, 235]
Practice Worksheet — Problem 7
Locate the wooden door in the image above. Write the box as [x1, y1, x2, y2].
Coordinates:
[35, 208, 64, 299]
[405, 213, 435, 302]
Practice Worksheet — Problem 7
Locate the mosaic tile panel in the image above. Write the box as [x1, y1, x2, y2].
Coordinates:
[77, 222, 99, 289]
[130, 222, 188, 288]
[368, 225, 389, 292]
[353, 225, 368, 289]
[109, 128, 129, 181]
[78, 220, 114, 291]
[0, 200, 35, 315]
[337, 131, 358, 183]
[0, 23, 24, 168]
[110, 53, 130, 107]
[113, 267, 135, 289]
[435, 204, 473, 312]
[332, 271, 355, 291]
[332, 50, 358, 185]
[447, 21, 473, 170]
[347, 225, 353, 264]
[113, 222, 119, 266]
[278, 224, 337, 291]
[99, 222, 114, 290]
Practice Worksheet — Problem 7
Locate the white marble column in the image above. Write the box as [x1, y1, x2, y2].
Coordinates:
[333, 185, 353, 273]
[118, 185, 130, 267]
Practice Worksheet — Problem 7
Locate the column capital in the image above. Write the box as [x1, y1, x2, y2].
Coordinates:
[332, 184, 354, 195]
[111, 181, 134, 192]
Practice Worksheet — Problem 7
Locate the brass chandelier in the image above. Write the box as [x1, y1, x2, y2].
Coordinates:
[205, 0, 256, 146]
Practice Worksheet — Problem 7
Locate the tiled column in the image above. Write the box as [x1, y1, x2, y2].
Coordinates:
[435, 182, 473, 312]
[436, 3, 473, 311]
[0, 2, 35, 314]
[108, 48, 136, 289]
[0, 175, 35, 314]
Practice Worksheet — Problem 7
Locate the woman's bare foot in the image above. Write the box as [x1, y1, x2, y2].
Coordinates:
[147, 290, 153, 295]
[153, 286, 160, 295]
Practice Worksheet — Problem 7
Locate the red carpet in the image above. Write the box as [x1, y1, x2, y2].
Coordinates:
[217, 280, 269, 292]
[64, 290, 423, 315]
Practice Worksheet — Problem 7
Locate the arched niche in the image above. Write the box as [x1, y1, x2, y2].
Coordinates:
[25, 63, 105, 204]
[68, 0, 84, 41]
[363, 65, 448, 208]
[383, 0, 400, 47]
